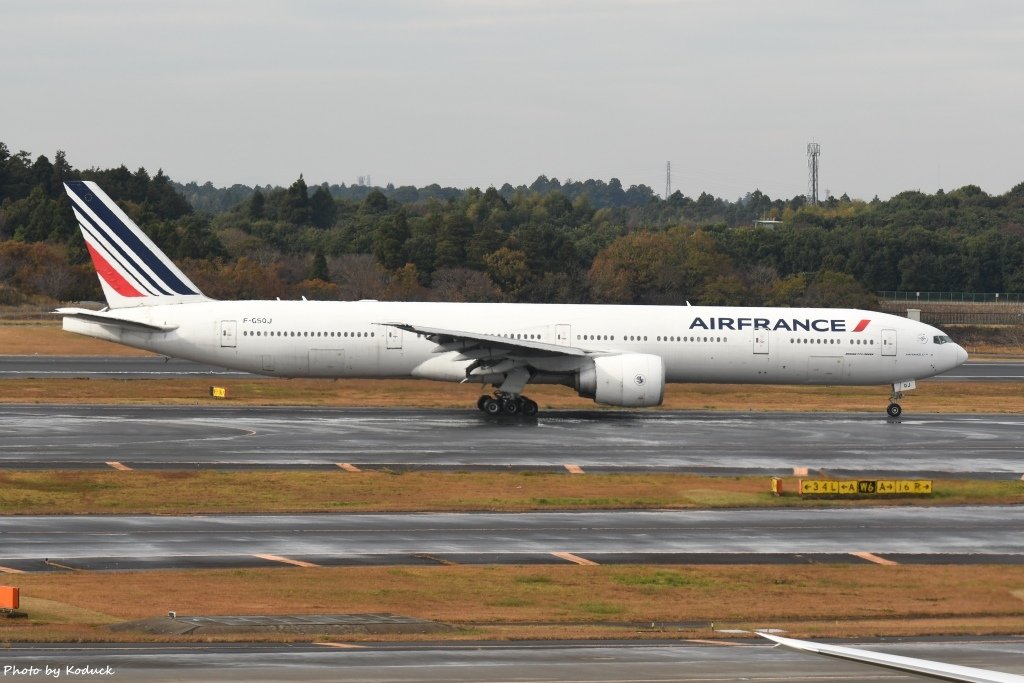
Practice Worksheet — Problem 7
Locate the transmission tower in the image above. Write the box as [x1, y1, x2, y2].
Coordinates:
[665, 161, 672, 199]
[807, 142, 821, 205]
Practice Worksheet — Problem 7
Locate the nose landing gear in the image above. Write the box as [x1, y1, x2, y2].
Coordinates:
[886, 380, 913, 419]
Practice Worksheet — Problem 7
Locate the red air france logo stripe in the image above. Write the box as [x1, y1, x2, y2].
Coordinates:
[853, 319, 870, 332]
[86, 242, 144, 297]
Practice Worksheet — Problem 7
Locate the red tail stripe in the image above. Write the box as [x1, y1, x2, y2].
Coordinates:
[86, 242, 144, 297]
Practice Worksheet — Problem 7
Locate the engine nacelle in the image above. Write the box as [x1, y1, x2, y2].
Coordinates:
[577, 353, 665, 407]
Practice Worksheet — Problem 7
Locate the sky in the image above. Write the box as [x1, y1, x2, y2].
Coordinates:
[5, 0, 1023, 200]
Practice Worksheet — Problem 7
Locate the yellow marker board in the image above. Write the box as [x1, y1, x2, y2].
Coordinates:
[799, 479, 932, 496]
[210, 386, 227, 399]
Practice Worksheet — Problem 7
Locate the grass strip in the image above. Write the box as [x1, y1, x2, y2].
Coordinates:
[1, 564, 1023, 643]
[0, 471, 1020, 515]
[1, 377, 1024, 413]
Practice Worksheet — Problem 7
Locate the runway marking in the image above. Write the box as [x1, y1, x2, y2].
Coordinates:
[105, 461, 133, 471]
[316, 642, 367, 649]
[43, 559, 79, 571]
[253, 554, 320, 568]
[337, 463, 361, 472]
[0, 566, 25, 574]
[552, 552, 598, 565]
[851, 551, 898, 565]
[413, 553, 459, 566]
[685, 639, 745, 647]
[792, 467, 809, 476]
[564, 464, 585, 474]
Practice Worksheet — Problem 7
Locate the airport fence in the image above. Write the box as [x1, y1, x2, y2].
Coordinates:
[877, 291, 1024, 304]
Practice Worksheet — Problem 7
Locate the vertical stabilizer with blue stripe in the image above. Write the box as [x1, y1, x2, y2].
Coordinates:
[64, 181, 209, 308]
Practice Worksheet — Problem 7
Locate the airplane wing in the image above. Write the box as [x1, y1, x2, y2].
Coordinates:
[379, 322, 590, 357]
[760, 633, 1024, 683]
[56, 308, 179, 333]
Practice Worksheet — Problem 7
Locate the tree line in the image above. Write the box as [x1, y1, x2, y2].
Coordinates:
[1, 140, 1023, 308]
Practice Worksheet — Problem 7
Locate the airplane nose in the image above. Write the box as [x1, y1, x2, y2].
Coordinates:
[955, 344, 968, 366]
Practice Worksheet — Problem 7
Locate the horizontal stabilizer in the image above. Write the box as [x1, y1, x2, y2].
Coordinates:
[56, 308, 179, 333]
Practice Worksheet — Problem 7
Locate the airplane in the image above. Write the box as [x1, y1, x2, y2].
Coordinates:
[57, 180, 968, 417]
[761, 632, 1024, 682]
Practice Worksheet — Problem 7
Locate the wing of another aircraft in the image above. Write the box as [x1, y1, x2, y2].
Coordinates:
[760, 633, 1024, 683]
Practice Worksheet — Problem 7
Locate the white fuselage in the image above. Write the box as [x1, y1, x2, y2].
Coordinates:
[63, 300, 967, 388]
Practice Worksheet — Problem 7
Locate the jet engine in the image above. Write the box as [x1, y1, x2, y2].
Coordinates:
[576, 353, 665, 407]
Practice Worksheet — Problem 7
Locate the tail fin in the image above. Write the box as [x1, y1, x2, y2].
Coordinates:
[64, 180, 209, 308]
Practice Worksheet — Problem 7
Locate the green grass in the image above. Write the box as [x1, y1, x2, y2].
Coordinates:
[612, 570, 717, 589]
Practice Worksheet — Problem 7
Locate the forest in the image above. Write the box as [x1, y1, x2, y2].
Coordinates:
[1, 140, 1023, 309]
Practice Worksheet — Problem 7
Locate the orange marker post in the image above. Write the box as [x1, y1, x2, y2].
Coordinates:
[0, 586, 20, 610]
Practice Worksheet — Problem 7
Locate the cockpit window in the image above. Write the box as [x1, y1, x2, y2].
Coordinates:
[933, 335, 953, 345]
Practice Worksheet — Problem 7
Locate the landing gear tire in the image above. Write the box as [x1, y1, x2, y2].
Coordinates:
[478, 393, 539, 417]
[521, 398, 539, 417]
[886, 402, 902, 418]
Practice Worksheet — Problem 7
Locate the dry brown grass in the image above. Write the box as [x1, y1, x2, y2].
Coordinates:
[0, 471, 1019, 515]
[0, 377, 1021, 414]
[1, 565, 1022, 642]
[0, 321, 154, 356]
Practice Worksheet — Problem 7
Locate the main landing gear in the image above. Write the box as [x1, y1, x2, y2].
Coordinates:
[477, 392, 539, 417]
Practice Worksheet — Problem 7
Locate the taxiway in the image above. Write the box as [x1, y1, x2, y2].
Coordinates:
[0, 506, 1020, 571]
[0, 638, 1022, 682]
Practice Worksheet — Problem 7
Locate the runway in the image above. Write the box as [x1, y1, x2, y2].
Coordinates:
[1, 638, 1022, 682]
[0, 506, 1020, 571]
[2, 404, 1023, 478]
[0, 355, 1021, 379]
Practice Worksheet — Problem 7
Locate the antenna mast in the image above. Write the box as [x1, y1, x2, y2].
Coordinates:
[807, 142, 820, 205]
